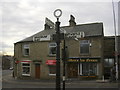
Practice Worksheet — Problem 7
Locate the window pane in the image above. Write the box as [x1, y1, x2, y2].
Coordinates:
[24, 49, 29, 55]
[23, 67, 30, 74]
[104, 58, 114, 67]
[50, 47, 56, 55]
[22, 63, 30, 75]
[50, 43, 56, 46]
[80, 40, 90, 54]
[23, 63, 30, 66]
[49, 43, 56, 55]
[49, 66, 56, 74]
[82, 63, 97, 75]
[104, 59, 109, 66]
[82, 63, 88, 75]
[109, 59, 114, 66]
[23, 44, 30, 56]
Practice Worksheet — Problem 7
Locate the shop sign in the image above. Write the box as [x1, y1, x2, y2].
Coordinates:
[33, 35, 51, 41]
[80, 59, 98, 63]
[68, 59, 79, 62]
[68, 59, 98, 62]
[46, 60, 56, 65]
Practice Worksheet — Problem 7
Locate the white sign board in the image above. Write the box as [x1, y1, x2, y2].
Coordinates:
[33, 35, 51, 41]
[45, 18, 54, 28]
[65, 32, 85, 38]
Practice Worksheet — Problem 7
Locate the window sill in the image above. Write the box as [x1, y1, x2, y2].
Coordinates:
[79, 54, 90, 56]
[22, 55, 30, 57]
[22, 74, 30, 76]
[49, 74, 56, 76]
[80, 75, 97, 78]
[48, 54, 56, 57]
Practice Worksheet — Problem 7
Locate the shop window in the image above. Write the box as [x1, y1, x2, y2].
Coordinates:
[104, 58, 114, 67]
[48, 65, 56, 76]
[22, 63, 30, 76]
[49, 43, 56, 56]
[80, 40, 90, 54]
[80, 63, 97, 76]
[23, 44, 30, 56]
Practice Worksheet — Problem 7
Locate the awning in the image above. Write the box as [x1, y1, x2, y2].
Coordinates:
[46, 60, 56, 65]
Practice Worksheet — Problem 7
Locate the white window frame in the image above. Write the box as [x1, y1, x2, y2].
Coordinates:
[80, 40, 90, 55]
[21, 61, 31, 76]
[80, 63, 82, 75]
[49, 43, 57, 56]
[23, 44, 30, 56]
[80, 63, 98, 76]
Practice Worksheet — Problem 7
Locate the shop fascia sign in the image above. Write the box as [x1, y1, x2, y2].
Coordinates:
[68, 58, 99, 63]
[33, 35, 51, 41]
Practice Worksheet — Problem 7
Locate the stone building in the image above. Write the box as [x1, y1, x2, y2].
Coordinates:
[2, 55, 13, 70]
[14, 15, 108, 80]
[103, 36, 120, 79]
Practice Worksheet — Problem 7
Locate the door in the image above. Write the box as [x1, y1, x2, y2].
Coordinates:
[35, 64, 40, 79]
[67, 63, 78, 78]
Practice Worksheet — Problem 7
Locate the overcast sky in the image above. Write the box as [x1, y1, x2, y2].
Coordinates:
[0, 0, 119, 55]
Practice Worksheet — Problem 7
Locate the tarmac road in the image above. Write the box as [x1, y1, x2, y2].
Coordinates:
[2, 70, 120, 90]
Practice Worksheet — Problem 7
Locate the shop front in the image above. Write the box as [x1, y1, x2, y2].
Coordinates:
[67, 57, 100, 79]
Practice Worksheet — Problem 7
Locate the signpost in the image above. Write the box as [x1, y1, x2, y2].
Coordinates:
[53, 9, 85, 90]
[54, 9, 62, 90]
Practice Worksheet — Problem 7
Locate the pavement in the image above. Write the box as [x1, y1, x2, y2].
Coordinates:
[2, 73, 118, 85]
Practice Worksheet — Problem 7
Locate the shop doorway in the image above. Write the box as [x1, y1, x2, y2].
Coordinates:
[35, 64, 40, 79]
[67, 63, 78, 78]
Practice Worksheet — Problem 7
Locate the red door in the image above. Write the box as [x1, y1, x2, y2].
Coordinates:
[35, 64, 40, 79]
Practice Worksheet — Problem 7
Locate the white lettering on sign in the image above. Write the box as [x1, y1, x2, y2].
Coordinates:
[33, 32, 85, 41]
[33, 35, 51, 41]
[65, 32, 85, 38]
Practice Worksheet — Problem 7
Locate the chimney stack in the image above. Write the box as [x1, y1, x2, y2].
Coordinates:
[69, 15, 76, 27]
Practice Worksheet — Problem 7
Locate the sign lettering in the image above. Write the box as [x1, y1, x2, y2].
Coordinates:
[68, 59, 98, 62]
[33, 35, 51, 41]
[65, 32, 85, 38]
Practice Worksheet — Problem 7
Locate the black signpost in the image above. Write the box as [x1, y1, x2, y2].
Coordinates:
[54, 9, 62, 90]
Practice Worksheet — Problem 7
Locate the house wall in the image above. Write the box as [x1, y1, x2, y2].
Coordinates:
[104, 37, 115, 58]
[2, 56, 10, 70]
[66, 36, 104, 79]
[14, 35, 104, 79]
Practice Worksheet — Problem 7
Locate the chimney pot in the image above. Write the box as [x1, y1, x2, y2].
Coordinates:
[69, 15, 76, 26]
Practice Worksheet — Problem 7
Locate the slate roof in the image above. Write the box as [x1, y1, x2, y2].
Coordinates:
[17, 22, 104, 43]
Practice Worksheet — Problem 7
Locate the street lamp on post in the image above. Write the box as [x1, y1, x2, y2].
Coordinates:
[54, 9, 62, 90]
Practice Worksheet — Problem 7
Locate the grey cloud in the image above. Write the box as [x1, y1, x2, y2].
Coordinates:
[0, 41, 13, 51]
[1, 1, 119, 55]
